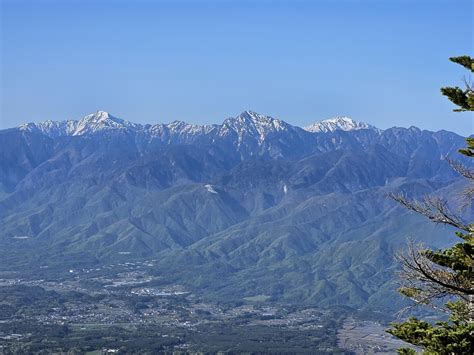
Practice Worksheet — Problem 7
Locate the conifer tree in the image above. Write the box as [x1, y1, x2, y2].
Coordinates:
[387, 56, 474, 354]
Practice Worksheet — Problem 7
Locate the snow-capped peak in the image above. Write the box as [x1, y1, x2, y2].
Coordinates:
[73, 111, 140, 135]
[18, 111, 141, 137]
[18, 119, 77, 137]
[220, 111, 290, 144]
[304, 116, 377, 133]
[237, 111, 287, 129]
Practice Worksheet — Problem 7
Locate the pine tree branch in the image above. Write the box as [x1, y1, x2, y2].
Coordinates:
[445, 157, 474, 180]
[396, 242, 473, 299]
[449, 56, 474, 73]
[388, 193, 473, 233]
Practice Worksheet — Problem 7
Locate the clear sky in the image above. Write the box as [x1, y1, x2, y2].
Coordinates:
[1, 0, 473, 135]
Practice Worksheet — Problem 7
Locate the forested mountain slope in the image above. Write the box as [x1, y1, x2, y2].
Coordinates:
[0, 111, 469, 312]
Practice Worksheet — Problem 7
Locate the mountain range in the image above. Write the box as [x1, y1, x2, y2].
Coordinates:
[0, 110, 470, 313]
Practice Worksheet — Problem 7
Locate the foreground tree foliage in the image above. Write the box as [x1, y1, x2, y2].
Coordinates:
[387, 56, 474, 354]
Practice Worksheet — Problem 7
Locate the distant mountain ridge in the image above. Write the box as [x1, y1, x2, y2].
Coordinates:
[19, 110, 376, 138]
[16, 110, 386, 161]
[1, 110, 469, 314]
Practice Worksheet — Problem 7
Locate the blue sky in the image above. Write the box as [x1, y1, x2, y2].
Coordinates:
[1, 0, 472, 134]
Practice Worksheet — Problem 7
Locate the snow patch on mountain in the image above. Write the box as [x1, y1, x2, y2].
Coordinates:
[204, 184, 218, 194]
[164, 120, 218, 138]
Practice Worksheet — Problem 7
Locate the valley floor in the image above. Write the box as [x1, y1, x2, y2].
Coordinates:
[337, 318, 415, 354]
[0, 259, 412, 354]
